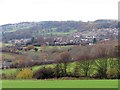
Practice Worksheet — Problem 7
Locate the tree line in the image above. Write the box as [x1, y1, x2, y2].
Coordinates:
[2, 43, 120, 79]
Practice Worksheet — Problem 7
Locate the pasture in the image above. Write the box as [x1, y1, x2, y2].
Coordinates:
[2, 80, 118, 88]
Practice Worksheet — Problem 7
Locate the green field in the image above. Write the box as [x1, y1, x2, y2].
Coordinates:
[1, 62, 76, 75]
[45, 30, 77, 36]
[0, 42, 13, 48]
[2, 80, 118, 88]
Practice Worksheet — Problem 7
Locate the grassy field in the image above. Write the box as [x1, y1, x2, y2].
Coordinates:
[1, 62, 76, 75]
[0, 42, 13, 48]
[35, 45, 74, 51]
[2, 80, 118, 88]
[45, 30, 77, 36]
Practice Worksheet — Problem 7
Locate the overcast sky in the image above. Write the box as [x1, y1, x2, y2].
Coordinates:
[0, 0, 119, 25]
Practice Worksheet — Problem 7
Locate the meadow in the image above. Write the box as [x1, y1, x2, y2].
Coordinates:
[2, 80, 118, 88]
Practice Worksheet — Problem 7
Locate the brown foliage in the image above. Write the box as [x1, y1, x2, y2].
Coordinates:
[16, 68, 33, 79]
[60, 51, 71, 63]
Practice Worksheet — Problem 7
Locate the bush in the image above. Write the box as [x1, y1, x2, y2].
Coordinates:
[95, 59, 108, 79]
[33, 67, 55, 79]
[73, 66, 80, 77]
[16, 68, 33, 79]
[27, 45, 35, 50]
[51, 49, 61, 54]
[34, 48, 38, 52]
[2, 73, 16, 79]
[54, 64, 65, 78]
[107, 69, 118, 79]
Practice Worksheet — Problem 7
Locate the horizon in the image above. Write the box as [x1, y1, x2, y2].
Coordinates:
[0, 19, 118, 26]
[0, 0, 118, 25]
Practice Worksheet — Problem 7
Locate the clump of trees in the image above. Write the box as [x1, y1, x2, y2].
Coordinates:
[33, 67, 55, 79]
[53, 51, 71, 78]
[72, 44, 119, 79]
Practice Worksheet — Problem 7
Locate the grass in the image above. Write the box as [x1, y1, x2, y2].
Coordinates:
[4, 29, 17, 33]
[0, 42, 13, 48]
[1, 69, 17, 75]
[2, 53, 16, 60]
[2, 62, 76, 75]
[39, 30, 77, 36]
[2, 80, 118, 88]
[2, 64, 56, 75]
[45, 30, 77, 36]
[35, 45, 74, 50]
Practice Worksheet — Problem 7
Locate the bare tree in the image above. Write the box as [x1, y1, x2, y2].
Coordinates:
[60, 51, 71, 76]
[53, 52, 62, 78]
[76, 47, 93, 77]
[53, 51, 71, 77]
[94, 45, 109, 78]
[36, 36, 44, 44]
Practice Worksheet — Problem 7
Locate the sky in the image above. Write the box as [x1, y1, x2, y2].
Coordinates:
[0, 0, 119, 25]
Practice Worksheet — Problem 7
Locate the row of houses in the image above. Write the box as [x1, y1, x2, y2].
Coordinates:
[7, 35, 97, 46]
[8, 38, 31, 46]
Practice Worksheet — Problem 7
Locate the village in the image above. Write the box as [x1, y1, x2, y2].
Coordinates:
[6, 27, 118, 46]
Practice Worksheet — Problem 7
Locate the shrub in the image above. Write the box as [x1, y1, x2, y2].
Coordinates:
[2, 73, 16, 79]
[107, 69, 118, 79]
[51, 49, 60, 53]
[27, 45, 35, 50]
[73, 66, 80, 77]
[16, 68, 33, 79]
[95, 59, 108, 79]
[34, 48, 38, 52]
[33, 67, 55, 79]
[54, 64, 64, 78]
[24, 45, 35, 51]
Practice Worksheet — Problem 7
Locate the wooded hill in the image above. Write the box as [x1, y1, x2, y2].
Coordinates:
[1, 19, 118, 41]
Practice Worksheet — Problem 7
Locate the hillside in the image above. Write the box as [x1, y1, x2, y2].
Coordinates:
[0, 19, 118, 42]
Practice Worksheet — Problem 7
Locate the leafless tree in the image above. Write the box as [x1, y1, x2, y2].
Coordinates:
[60, 51, 71, 76]
[76, 46, 93, 77]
